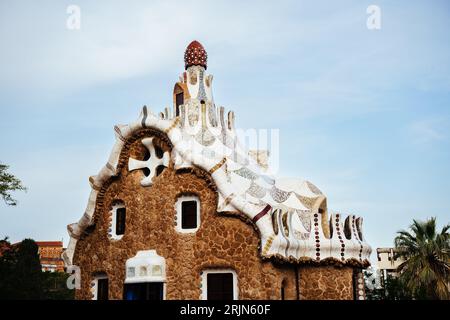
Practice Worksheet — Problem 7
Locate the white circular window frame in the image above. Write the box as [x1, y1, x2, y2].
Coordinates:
[175, 195, 200, 233]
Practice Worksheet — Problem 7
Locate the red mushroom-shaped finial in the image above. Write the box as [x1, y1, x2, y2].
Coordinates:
[184, 40, 207, 70]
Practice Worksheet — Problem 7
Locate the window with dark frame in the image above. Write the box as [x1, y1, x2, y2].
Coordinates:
[281, 281, 286, 300]
[97, 278, 109, 300]
[176, 92, 184, 112]
[181, 200, 197, 229]
[207, 273, 234, 300]
[123, 282, 163, 300]
[116, 207, 126, 235]
[352, 271, 359, 300]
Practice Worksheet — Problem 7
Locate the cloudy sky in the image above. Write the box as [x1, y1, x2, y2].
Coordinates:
[1, 0, 449, 262]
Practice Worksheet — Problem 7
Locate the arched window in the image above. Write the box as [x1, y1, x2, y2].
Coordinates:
[173, 83, 185, 117]
[116, 207, 126, 235]
[176, 93, 184, 114]
[110, 201, 126, 240]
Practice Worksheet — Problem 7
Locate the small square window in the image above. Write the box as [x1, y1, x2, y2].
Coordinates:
[201, 270, 237, 300]
[207, 273, 234, 300]
[139, 266, 147, 277]
[127, 267, 135, 278]
[152, 265, 162, 276]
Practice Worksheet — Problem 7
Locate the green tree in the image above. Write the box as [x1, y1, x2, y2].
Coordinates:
[394, 217, 450, 300]
[0, 163, 26, 206]
[0, 238, 43, 299]
[14, 239, 44, 299]
[0, 238, 75, 300]
[42, 271, 75, 300]
[383, 275, 412, 300]
[0, 237, 17, 299]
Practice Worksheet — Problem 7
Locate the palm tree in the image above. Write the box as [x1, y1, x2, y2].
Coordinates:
[394, 217, 449, 300]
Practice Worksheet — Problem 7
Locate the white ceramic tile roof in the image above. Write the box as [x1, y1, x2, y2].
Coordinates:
[63, 101, 371, 267]
[63, 49, 371, 267]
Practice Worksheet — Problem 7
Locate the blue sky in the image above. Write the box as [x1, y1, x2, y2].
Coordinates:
[1, 1, 449, 262]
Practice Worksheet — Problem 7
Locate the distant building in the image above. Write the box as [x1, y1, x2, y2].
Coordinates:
[376, 247, 405, 286]
[36, 241, 65, 272]
[6, 240, 66, 272]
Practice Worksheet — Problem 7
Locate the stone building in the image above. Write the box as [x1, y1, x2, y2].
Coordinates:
[63, 41, 372, 300]
[376, 247, 405, 288]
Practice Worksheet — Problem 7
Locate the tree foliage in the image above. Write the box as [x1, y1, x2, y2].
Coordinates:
[394, 217, 450, 300]
[364, 270, 412, 300]
[0, 163, 26, 206]
[383, 275, 413, 300]
[0, 238, 74, 300]
[0, 238, 42, 299]
[42, 271, 75, 300]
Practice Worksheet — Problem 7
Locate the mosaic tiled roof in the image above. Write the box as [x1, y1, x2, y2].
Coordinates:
[63, 41, 372, 267]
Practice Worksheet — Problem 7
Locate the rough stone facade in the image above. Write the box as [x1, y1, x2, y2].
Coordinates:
[73, 130, 358, 300]
[299, 266, 354, 300]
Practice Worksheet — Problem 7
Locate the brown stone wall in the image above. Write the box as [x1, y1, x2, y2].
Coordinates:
[299, 266, 354, 300]
[73, 131, 300, 300]
[73, 130, 356, 300]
